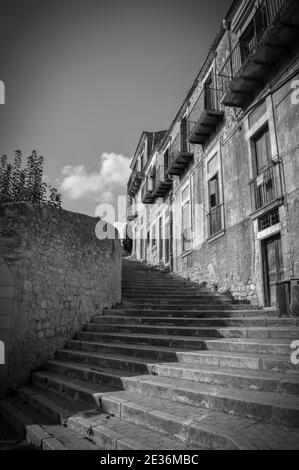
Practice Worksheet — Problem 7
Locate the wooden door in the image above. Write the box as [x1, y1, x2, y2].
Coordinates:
[263, 235, 284, 307]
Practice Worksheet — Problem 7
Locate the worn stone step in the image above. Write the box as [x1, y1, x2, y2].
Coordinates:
[67, 410, 192, 450]
[46, 352, 299, 396]
[67, 338, 297, 373]
[0, 397, 98, 450]
[104, 308, 276, 318]
[122, 293, 228, 300]
[120, 302, 253, 311]
[18, 385, 89, 424]
[122, 297, 231, 305]
[94, 315, 298, 328]
[120, 375, 299, 427]
[98, 390, 299, 449]
[33, 368, 118, 403]
[84, 323, 299, 340]
[55, 349, 152, 374]
[150, 362, 299, 395]
[76, 330, 292, 355]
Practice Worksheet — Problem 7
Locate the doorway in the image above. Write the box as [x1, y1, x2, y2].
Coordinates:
[262, 234, 284, 307]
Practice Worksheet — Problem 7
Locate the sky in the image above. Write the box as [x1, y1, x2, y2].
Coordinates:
[0, 0, 232, 218]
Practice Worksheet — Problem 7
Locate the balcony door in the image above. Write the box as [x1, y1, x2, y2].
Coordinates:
[204, 73, 213, 110]
[208, 173, 222, 236]
[262, 234, 284, 307]
[240, 4, 268, 63]
[253, 126, 275, 208]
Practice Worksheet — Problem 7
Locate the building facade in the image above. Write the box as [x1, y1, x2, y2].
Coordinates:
[127, 0, 299, 308]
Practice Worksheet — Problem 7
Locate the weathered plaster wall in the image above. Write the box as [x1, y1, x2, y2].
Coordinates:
[0, 202, 121, 392]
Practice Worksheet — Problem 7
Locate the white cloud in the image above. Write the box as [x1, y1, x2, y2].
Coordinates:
[59, 152, 131, 202]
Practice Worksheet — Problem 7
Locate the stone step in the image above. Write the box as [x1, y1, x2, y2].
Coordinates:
[33, 367, 119, 401]
[18, 385, 89, 425]
[0, 397, 98, 450]
[77, 330, 294, 353]
[47, 352, 299, 396]
[94, 315, 298, 328]
[122, 293, 228, 300]
[84, 323, 299, 340]
[120, 375, 299, 427]
[120, 302, 238, 311]
[67, 410, 192, 450]
[104, 308, 276, 318]
[55, 349, 152, 374]
[122, 298, 231, 305]
[150, 362, 299, 395]
[67, 338, 297, 373]
[11, 383, 193, 450]
[98, 389, 299, 449]
[32, 363, 299, 426]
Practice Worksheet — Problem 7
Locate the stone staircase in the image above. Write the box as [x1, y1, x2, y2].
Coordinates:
[1, 258, 299, 450]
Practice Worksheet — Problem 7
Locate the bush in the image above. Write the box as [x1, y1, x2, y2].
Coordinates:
[0, 150, 62, 208]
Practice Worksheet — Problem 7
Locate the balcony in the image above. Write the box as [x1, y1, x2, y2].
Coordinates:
[249, 160, 283, 213]
[207, 204, 224, 238]
[127, 169, 144, 197]
[219, 0, 299, 107]
[167, 134, 194, 176]
[188, 87, 224, 145]
[141, 177, 155, 204]
[152, 164, 172, 199]
[127, 206, 138, 221]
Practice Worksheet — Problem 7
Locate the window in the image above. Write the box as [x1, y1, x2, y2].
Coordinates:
[151, 224, 156, 248]
[181, 185, 192, 253]
[253, 126, 271, 175]
[208, 173, 222, 236]
[159, 217, 163, 261]
[165, 222, 170, 264]
[164, 150, 169, 173]
[204, 73, 214, 110]
[259, 209, 280, 231]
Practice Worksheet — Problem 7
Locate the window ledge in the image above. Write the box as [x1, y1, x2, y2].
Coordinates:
[207, 229, 225, 244]
[180, 250, 192, 259]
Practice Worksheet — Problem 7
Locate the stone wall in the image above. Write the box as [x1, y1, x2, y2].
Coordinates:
[0, 202, 121, 393]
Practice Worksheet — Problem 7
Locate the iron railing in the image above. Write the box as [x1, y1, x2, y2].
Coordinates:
[141, 176, 154, 202]
[168, 133, 190, 164]
[207, 203, 224, 238]
[219, 0, 289, 95]
[127, 168, 143, 195]
[188, 86, 223, 138]
[249, 160, 283, 211]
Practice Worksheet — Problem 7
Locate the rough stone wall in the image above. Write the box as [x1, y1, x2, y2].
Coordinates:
[0, 203, 121, 391]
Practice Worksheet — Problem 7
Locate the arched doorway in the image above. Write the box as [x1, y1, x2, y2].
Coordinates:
[0, 257, 14, 395]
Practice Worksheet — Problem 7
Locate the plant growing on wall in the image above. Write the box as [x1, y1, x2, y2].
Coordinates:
[0, 150, 62, 208]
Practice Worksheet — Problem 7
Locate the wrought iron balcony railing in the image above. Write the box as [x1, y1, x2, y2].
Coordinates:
[249, 160, 283, 212]
[207, 203, 224, 238]
[141, 176, 155, 204]
[153, 164, 172, 198]
[167, 133, 194, 176]
[127, 205, 138, 221]
[188, 86, 224, 144]
[219, 0, 296, 107]
[127, 168, 144, 197]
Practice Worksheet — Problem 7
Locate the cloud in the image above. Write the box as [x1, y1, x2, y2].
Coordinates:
[59, 152, 131, 203]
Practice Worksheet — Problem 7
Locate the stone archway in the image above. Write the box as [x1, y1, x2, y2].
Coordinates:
[0, 256, 14, 395]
